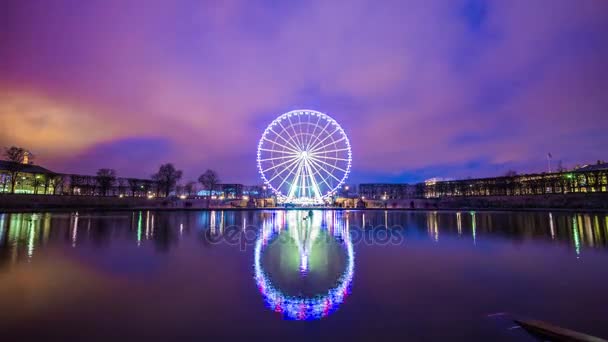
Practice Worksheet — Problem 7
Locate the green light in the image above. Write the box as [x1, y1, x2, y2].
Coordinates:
[572, 216, 581, 256]
[137, 211, 142, 245]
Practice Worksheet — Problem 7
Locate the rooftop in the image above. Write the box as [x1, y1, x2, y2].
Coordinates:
[0, 160, 57, 174]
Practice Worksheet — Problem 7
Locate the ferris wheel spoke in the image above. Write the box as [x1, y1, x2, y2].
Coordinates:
[267, 127, 301, 152]
[258, 148, 297, 155]
[258, 155, 298, 162]
[304, 159, 323, 199]
[311, 147, 350, 154]
[308, 159, 334, 194]
[307, 157, 343, 183]
[310, 136, 347, 154]
[308, 127, 339, 153]
[306, 119, 332, 151]
[297, 113, 307, 151]
[276, 159, 302, 193]
[305, 114, 323, 151]
[277, 119, 303, 151]
[262, 136, 300, 154]
[261, 156, 300, 174]
[285, 115, 305, 150]
[309, 155, 350, 162]
[308, 155, 348, 173]
[287, 159, 305, 198]
[267, 157, 302, 184]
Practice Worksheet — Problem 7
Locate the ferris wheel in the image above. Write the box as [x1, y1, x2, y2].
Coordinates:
[257, 110, 352, 204]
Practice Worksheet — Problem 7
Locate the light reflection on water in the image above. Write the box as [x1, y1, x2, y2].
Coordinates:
[0, 210, 608, 339]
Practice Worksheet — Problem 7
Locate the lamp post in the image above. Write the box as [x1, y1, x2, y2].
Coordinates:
[382, 192, 388, 209]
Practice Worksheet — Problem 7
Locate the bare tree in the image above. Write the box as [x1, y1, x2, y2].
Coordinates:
[51, 174, 65, 195]
[117, 178, 128, 196]
[198, 169, 220, 207]
[128, 178, 140, 197]
[151, 163, 182, 197]
[32, 175, 45, 195]
[96, 169, 117, 196]
[2, 146, 33, 193]
[184, 181, 197, 196]
[3, 146, 30, 163]
[504, 170, 518, 177]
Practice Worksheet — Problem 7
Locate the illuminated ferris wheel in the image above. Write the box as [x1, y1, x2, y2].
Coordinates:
[257, 110, 352, 204]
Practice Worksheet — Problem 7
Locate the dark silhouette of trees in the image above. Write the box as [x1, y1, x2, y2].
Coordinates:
[184, 181, 196, 196]
[2, 146, 33, 193]
[51, 174, 65, 195]
[152, 163, 182, 197]
[3, 146, 31, 163]
[32, 175, 45, 194]
[128, 178, 140, 197]
[504, 170, 518, 177]
[198, 169, 220, 207]
[96, 169, 117, 196]
[117, 178, 127, 196]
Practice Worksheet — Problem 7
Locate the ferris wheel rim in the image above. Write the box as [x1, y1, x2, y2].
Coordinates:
[256, 109, 352, 203]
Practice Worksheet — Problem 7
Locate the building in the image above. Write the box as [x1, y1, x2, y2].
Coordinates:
[358, 183, 419, 200]
[424, 163, 608, 198]
[0, 160, 59, 194]
[0, 160, 158, 196]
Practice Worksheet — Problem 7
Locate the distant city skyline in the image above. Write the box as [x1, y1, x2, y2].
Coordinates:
[1, 0, 607, 184]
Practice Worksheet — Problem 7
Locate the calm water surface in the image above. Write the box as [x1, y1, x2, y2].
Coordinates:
[1, 210, 607, 340]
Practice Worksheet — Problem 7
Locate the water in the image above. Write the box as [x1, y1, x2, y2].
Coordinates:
[0, 210, 607, 340]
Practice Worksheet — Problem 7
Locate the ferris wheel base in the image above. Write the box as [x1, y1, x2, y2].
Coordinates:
[278, 196, 328, 206]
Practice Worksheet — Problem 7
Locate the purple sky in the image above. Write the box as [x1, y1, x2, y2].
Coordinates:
[1, 0, 607, 184]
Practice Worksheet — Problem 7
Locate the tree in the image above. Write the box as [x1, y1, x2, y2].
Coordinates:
[32, 174, 45, 195]
[2, 146, 33, 193]
[3, 146, 31, 163]
[117, 178, 128, 196]
[176, 183, 185, 197]
[128, 178, 140, 197]
[184, 181, 197, 196]
[152, 163, 182, 197]
[96, 169, 117, 196]
[198, 169, 220, 207]
[504, 170, 518, 177]
[51, 174, 65, 195]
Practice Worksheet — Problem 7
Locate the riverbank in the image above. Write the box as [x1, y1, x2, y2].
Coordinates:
[1, 193, 608, 213]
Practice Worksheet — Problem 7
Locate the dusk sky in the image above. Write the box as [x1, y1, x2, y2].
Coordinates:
[1, 0, 607, 184]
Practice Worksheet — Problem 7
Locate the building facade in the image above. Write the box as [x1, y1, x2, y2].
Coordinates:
[424, 163, 608, 198]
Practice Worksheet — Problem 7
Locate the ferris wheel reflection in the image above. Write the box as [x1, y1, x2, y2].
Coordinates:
[254, 211, 355, 320]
